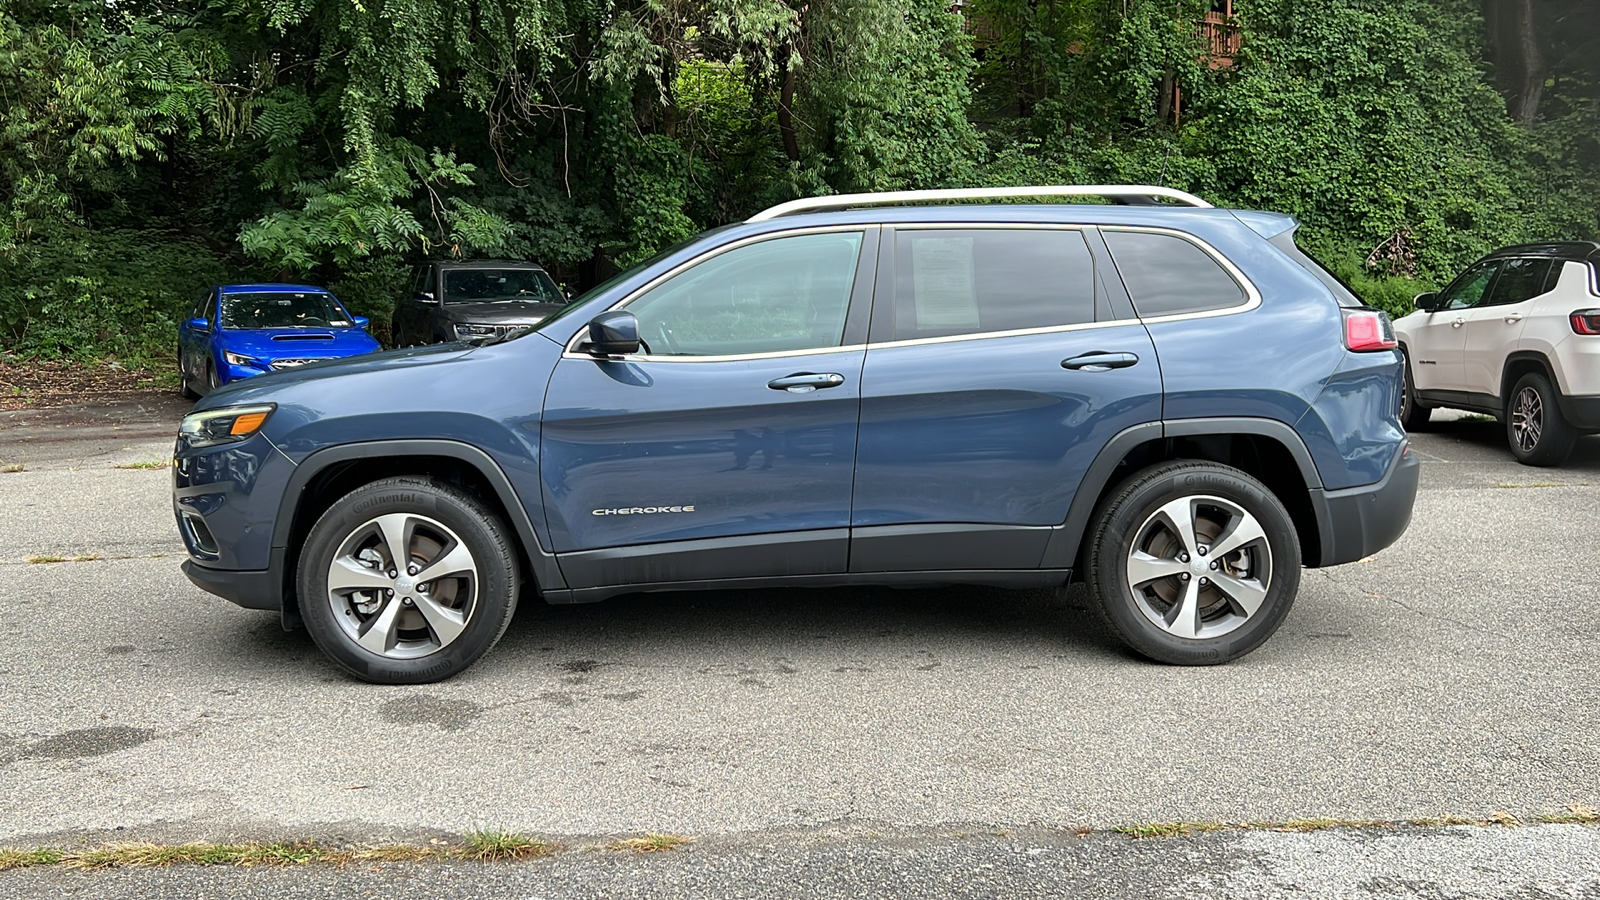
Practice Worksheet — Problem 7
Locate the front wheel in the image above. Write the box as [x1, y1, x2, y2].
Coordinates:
[1506, 371, 1576, 467]
[296, 477, 519, 684]
[1086, 461, 1302, 665]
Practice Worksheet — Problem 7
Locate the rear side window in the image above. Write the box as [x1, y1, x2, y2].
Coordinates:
[1484, 258, 1552, 306]
[887, 228, 1096, 341]
[1104, 230, 1246, 317]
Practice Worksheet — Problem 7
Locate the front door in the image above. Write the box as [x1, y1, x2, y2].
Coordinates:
[850, 225, 1163, 572]
[1462, 257, 1550, 400]
[1409, 259, 1500, 394]
[540, 228, 877, 588]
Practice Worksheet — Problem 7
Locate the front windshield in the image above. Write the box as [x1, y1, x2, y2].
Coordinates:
[220, 291, 351, 329]
[443, 269, 562, 304]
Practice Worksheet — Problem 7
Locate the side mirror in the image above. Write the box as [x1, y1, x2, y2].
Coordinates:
[417, 291, 437, 305]
[1413, 292, 1439, 312]
[586, 311, 641, 357]
[352, 316, 370, 329]
[187, 317, 209, 332]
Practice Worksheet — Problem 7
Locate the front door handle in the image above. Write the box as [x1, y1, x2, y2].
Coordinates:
[1504, 313, 1524, 323]
[1062, 352, 1140, 371]
[1451, 317, 1465, 328]
[768, 372, 846, 393]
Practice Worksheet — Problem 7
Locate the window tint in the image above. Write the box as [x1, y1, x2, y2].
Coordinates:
[443, 269, 561, 304]
[220, 292, 351, 329]
[1103, 230, 1245, 317]
[625, 231, 863, 356]
[1484, 258, 1552, 306]
[888, 229, 1095, 341]
[1543, 259, 1574, 294]
[1438, 261, 1498, 310]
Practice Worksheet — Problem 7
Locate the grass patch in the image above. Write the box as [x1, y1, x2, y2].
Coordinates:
[609, 833, 694, 853]
[1110, 822, 1224, 839]
[461, 830, 559, 862]
[24, 553, 100, 564]
[0, 848, 64, 870]
[1, 463, 24, 473]
[1536, 803, 1600, 825]
[1106, 809, 1600, 839]
[1495, 482, 1563, 489]
[113, 460, 169, 470]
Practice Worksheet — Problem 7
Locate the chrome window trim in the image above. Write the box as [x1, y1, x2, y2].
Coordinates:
[865, 318, 1133, 351]
[561, 225, 870, 361]
[1100, 225, 1263, 323]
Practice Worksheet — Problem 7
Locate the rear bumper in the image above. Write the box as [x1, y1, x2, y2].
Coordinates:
[1309, 445, 1421, 567]
[1557, 393, 1600, 432]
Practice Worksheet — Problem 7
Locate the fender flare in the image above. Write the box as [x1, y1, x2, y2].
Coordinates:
[1039, 418, 1327, 570]
[272, 439, 566, 593]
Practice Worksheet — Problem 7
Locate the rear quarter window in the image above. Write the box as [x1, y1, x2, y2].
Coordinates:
[1103, 230, 1247, 318]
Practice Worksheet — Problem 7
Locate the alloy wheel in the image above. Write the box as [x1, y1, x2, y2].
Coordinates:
[1511, 386, 1543, 453]
[325, 513, 480, 659]
[1124, 495, 1273, 640]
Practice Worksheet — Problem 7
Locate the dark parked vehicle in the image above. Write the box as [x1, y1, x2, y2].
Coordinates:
[177, 284, 381, 397]
[391, 260, 567, 346]
[175, 185, 1419, 684]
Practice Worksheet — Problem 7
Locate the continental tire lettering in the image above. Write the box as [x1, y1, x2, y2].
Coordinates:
[591, 505, 696, 516]
[353, 492, 418, 514]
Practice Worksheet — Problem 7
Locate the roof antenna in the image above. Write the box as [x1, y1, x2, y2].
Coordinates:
[1158, 145, 1172, 187]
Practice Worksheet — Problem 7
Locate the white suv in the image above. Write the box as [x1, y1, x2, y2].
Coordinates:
[1395, 242, 1600, 465]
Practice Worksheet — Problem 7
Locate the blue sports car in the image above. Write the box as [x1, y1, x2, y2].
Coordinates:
[177, 284, 382, 397]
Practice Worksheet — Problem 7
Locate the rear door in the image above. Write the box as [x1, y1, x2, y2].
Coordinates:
[849, 225, 1162, 573]
[541, 227, 877, 588]
[1462, 257, 1551, 401]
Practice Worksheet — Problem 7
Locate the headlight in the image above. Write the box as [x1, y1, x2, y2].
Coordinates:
[223, 351, 262, 367]
[179, 404, 276, 449]
[454, 323, 497, 339]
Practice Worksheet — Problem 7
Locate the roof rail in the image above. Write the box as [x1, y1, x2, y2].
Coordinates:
[746, 184, 1213, 222]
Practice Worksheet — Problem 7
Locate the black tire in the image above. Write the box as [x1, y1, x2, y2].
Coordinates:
[178, 349, 199, 400]
[204, 361, 220, 395]
[1506, 371, 1576, 467]
[1086, 461, 1302, 665]
[296, 477, 519, 684]
[1399, 349, 1431, 431]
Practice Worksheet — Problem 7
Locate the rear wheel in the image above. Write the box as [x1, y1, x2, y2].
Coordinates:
[178, 348, 199, 400]
[297, 477, 519, 684]
[1506, 371, 1576, 467]
[1086, 461, 1301, 665]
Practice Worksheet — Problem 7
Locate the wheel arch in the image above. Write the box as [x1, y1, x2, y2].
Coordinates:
[1502, 351, 1560, 404]
[273, 440, 564, 629]
[1041, 419, 1328, 574]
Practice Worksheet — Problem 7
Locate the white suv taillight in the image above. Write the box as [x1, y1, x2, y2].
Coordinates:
[1342, 308, 1397, 352]
[1570, 309, 1600, 335]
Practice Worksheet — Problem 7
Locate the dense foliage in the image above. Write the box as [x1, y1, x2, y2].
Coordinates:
[0, 0, 1594, 362]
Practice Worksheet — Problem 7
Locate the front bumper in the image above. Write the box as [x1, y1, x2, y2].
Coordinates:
[1309, 444, 1421, 567]
[182, 555, 284, 611]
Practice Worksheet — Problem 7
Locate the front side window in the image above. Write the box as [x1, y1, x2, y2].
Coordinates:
[220, 292, 351, 329]
[1438, 261, 1499, 310]
[624, 231, 864, 357]
[1103, 230, 1246, 318]
[443, 269, 561, 304]
[886, 228, 1096, 342]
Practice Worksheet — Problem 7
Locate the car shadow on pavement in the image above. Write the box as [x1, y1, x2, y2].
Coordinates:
[1418, 414, 1600, 471]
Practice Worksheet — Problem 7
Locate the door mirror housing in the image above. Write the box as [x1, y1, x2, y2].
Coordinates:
[187, 317, 210, 332]
[417, 291, 437, 305]
[586, 311, 641, 357]
[352, 315, 370, 329]
[1413, 291, 1439, 312]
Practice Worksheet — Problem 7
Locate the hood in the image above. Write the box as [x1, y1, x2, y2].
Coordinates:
[198, 342, 473, 410]
[442, 301, 567, 325]
[216, 326, 381, 359]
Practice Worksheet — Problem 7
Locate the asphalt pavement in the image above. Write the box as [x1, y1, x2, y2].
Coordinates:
[0, 397, 1596, 897]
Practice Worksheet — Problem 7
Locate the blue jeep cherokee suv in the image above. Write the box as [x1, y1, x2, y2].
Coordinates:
[174, 185, 1420, 684]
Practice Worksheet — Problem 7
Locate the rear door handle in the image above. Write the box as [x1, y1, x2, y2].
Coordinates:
[768, 372, 846, 393]
[1062, 352, 1139, 371]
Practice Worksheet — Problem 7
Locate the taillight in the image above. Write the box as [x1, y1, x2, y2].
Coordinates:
[1571, 309, 1600, 335]
[1342, 308, 1397, 352]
